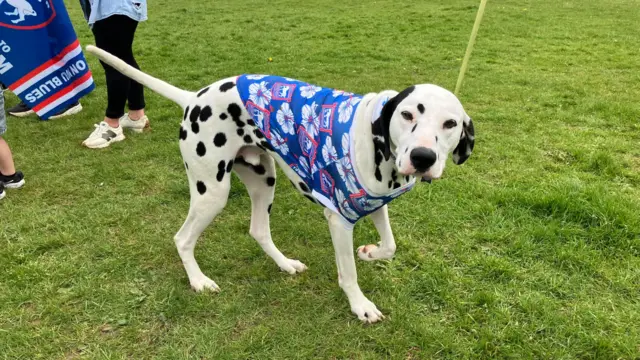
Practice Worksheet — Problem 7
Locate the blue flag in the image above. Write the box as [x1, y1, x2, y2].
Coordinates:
[0, 0, 94, 119]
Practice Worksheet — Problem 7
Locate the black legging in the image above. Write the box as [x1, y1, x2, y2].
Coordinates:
[92, 15, 145, 119]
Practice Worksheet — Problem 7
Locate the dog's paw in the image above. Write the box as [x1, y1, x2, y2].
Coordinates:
[350, 298, 385, 323]
[357, 243, 395, 261]
[190, 276, 220, 293]
[279, 258, 308, 274]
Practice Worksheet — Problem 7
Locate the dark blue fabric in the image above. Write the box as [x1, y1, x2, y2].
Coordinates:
[237, 74, 414, 226]
[0, 0, 94, 119]
[79, 0, 91, 22]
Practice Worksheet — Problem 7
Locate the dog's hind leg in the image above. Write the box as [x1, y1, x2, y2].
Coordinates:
[174, 154, 235, 292]
[234, 151, 307, 274]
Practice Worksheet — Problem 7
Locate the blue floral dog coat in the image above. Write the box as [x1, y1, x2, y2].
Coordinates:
[237, 75, 414, 227]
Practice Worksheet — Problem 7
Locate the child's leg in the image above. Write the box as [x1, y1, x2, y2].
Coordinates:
[0, 137, 16, 176]
[0, 92, 15, 175]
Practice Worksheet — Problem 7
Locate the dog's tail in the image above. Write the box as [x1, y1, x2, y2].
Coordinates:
[85, 45, 193, 108]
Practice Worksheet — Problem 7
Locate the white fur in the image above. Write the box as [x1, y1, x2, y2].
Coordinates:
[86, 46, 192, 108]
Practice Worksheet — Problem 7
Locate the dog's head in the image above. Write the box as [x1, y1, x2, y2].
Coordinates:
[379, 84, 474, 181]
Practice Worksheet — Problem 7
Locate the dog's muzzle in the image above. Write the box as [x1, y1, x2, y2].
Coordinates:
[410, 147, 437, 173]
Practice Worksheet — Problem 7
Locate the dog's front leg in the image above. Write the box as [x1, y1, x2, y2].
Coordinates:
[325, 208, 384, 323]
[357, 205, 396, 261]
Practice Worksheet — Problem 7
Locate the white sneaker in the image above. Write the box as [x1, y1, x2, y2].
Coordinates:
[120, 114, 150, 133]
[48, 102, 83, 120]
[82, 121, 125, 149]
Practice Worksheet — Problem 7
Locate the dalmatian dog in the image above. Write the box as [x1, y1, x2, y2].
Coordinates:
[86, 45, 475, 323]
[1, 0, 37, 24]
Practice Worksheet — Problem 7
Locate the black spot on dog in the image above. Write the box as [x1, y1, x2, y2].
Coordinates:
[405, 176, 410, 182]
[391, 169, 397, 180]
[213, 133, 227, 147]
[371, 118, 384, 137]
[393, 182, 401, 189]
[219, 82, 235, 92]
[196, 142, 206, 156]
[196, 181, 206, 194]
[197, 87, 209, 97]
[216, 170, 225, 182]
[190, 105, 201, 122]
[417, 103, 425, 114]
[226, 160, 234, 173]
[247, 119, 255, 126]
[183, 106, 190, 121]
[236, 157, 272, 177]
[243, 135, 253, 144]
[374, 151, 383, 166]
[216, 160, 226, 181]
[228, 103, 242, 117]
[191, 121, 199, 134]
[411, 124, 417, 133]
[219, 113, 228, 120]
[266, 177, 276, 187]
[388, 180, 393, 188]
[375, 167, 382, 182]
[179, 126, 187, 140]
[268, 203, 272, 214]
[435, 136, 438, 143]
[260, 141, 274, 151]
[228, 103, 245, 127]
[253, 129, 264, 139]
[200, 106, 212, 122]
[299, 182, 310, 193]
[237, 128, 244, 136]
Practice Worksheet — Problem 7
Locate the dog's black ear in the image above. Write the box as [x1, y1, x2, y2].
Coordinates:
[379, 86, 415, 160]
[452, 115, 475, 165]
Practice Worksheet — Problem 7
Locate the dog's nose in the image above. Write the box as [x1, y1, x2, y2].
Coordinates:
[410, 147, 437, 172]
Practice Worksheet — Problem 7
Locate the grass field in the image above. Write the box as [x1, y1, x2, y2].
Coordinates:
[1, 0, 639, 358]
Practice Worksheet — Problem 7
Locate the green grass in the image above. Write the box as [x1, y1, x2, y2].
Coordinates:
[1, 0, 639, 358]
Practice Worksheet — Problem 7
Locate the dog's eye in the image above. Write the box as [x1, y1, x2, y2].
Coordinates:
[401, 111, 413, 121]
[443, 119, 457, 129]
